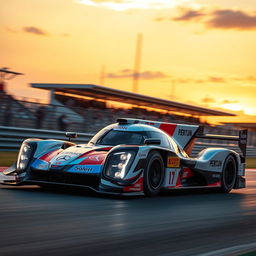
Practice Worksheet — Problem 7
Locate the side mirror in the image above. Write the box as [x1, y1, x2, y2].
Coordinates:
[65, 132, 78, 141]
[144, 138, 161, 145]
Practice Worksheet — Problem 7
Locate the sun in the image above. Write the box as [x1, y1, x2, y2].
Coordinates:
[76, 0, 194, 11]
[221, 103, 256, 116]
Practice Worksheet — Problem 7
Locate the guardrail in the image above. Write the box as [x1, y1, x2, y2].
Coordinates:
[0, 126, 93, 151]
[0, 126, 256, 157]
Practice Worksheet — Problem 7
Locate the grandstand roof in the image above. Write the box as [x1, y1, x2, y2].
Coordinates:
[31, 83, 236, 117]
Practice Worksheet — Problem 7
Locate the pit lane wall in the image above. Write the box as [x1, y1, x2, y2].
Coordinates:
[0, 126, 256, 158]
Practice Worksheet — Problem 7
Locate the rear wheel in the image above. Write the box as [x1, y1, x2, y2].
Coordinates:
[143, 151, 165, 197]
[220, 154, 237, 193]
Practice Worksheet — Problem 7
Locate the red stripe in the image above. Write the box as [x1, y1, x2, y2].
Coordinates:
[159, 123, 177, 137]
[123, 177, 143, 192]
[40, 149, 63, 161]
[208, 181, 221, 187]
[0, 167, 8, 172]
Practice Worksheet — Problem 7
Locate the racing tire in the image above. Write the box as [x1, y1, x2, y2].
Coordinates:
[143, 151, 165, 197]
[220, 154, 237, 193]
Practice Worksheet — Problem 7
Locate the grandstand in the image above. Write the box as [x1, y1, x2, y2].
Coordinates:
[0, 83, 235, 132]
[28, 83, 235, 132]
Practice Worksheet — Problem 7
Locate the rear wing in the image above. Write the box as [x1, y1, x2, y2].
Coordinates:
[196, 127, 248, 159]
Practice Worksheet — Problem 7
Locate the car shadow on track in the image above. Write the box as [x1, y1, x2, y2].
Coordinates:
[0, 184, 246, 201]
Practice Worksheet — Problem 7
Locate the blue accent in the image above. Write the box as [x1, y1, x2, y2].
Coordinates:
[69, 157, 88, 165]
[67, 165, 102, 174]
[31, 159, 49, 171]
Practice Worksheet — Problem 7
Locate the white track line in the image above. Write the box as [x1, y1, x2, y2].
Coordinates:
[197, 241, 256, 256]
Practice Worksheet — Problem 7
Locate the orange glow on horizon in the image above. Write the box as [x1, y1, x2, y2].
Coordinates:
[1, 0, 256, 124]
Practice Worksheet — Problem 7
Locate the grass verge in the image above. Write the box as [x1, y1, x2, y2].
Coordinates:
[0, 152, 18, 166]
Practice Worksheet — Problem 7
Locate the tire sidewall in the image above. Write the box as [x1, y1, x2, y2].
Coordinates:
[143, 151, 165, 197]
[221, 154, 237, 193]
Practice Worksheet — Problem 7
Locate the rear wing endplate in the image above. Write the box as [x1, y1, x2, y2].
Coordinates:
[196, 128, 248, 158]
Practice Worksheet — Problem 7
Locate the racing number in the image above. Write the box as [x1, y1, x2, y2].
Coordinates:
[168, 170, 179, 186]
[169, 171, 175, 185]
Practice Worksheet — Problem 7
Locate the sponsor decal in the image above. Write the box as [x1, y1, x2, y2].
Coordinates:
[178, 129, 192, 136]
[167, 157, 180, 168]
[67, 165, 102, 174]
[210, 160, 222, 167]
[61, 152, 80, 155]
[56, 155, 71, 162]
[73, 166, 93, 172]
[114, 126, 128, 130]
[88, 155, 104, 162]
[212, 173, 221, 178]
[138, 153, 147, 158]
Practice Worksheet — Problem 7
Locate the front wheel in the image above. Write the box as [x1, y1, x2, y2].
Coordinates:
[220, 154, 237, 193]
[143, 151, 165, 197]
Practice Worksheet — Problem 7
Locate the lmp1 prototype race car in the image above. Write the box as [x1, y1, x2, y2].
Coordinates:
[0, 118, 248, 196]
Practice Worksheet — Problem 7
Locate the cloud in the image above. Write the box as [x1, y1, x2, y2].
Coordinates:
[4, 26, 70, 37]
[177, 76, 226, 84]
[76, 0, 193, 11]
[208, 76, 226, 83]
[222, 99, 239, 104]
[23, 26, 48, 36]
[201, 97, 215, 103]
[107, 69, 168, 79]
[234, 76, 256, 82]
[171, 7, 256, 31]
[247, 76, 256, 81]
[172, 8, 205, 21]
[176, 78, 193, 83]
[207, 9, 256, 30]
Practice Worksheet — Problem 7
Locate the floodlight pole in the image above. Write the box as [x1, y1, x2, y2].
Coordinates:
[171, 79, 176, 99]
[132, 33, 143, 93]
[0, 67, 23, 93]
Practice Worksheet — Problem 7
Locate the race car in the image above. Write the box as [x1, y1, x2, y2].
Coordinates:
[0, 118, 247, 196]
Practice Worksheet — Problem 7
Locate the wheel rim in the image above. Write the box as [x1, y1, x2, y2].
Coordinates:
[225, 159, 236, 187]
[149, 160, 162, 189]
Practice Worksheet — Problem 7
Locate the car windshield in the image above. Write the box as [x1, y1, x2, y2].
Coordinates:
[97, 130, 146, 146]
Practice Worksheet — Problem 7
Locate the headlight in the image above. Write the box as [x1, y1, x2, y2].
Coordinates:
[17, 143, 33, 171]
[105, 151, 136, 179]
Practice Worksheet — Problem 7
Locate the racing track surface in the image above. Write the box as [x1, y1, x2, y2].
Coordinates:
[0, 170, 256, 256]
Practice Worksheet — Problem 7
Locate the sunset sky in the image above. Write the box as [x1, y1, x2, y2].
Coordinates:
[1, 0, 256, 123]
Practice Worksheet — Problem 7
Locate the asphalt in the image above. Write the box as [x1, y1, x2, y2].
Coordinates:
[0, 171, 256, 256]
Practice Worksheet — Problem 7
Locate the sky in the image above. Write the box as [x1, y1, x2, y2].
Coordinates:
[1, 0, 256, 123]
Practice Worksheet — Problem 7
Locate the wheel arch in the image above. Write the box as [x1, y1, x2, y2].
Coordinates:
[146, 148, 173, 168]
